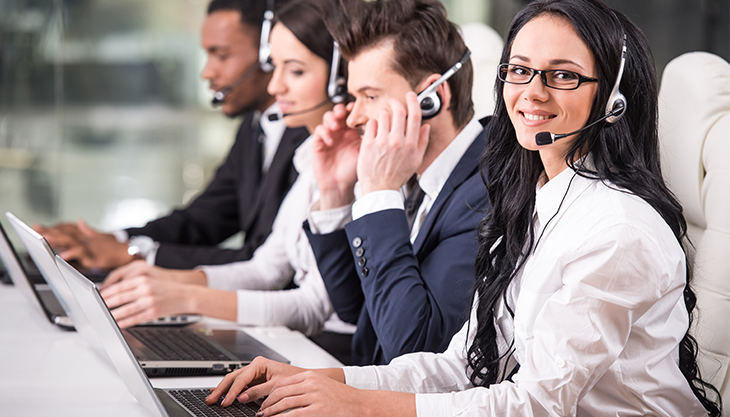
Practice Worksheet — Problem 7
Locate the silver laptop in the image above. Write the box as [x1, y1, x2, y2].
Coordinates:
[8, 211, 287, 376]
[58, 254, 261, 417]
[5, 212, 202, 328]
[0, 220, 73, 329]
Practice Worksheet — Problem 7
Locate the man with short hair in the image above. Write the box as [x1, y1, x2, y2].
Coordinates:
[305, 0, 490, 365]
[37, 0, 308, 270]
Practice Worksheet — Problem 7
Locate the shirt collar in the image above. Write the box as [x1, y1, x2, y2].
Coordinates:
[292, 135, 313, 174]
[534, 154, 595, 229]
[417, 117, 483, 200]
[259, 102, 286, 146]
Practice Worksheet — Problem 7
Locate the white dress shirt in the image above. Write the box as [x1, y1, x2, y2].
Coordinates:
[343, 161, 707, 417]
[308, 118, 483, 242]
[198, 137, 336, 336]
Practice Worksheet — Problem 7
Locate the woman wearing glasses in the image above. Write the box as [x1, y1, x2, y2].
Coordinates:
[206, 0, 722, 415]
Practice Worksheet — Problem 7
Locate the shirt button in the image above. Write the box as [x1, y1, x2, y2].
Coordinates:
[352, 237, 362, 248]
[556, 358, 566, 368]
[355, 247, 364, 257]
[358, 257, 367, 267]
[361, 267, 369, 277]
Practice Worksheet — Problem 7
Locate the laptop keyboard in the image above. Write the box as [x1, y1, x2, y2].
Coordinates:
[168, 389, 258, 417]
[127, 328, 231, 361]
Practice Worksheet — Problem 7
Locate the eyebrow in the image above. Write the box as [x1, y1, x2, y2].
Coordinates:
[355, 86, 382, 94]
[207, 46, 229, 53]
[282, 59, 306, 66]
[510, 55, 587, 71]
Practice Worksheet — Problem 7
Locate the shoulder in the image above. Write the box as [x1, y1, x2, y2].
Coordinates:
[564, 177, 684, 284]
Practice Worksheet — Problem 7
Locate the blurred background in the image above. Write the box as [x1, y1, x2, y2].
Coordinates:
[0, 0, 728, 239]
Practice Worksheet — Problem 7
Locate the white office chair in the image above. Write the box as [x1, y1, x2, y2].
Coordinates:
[460, 22, 503, 119]
[658, 51, 730, 413]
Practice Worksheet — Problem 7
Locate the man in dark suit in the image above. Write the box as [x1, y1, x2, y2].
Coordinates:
[304, 0, 490, 365]
[36, 0, 308, 270]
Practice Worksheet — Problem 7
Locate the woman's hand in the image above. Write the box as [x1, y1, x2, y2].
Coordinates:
[100, 276, 198, 328]
[257, 370, 369, 417]
[102, 260, 207, 288]
[311, 102, 363, 210]
[206, 357, 310, 407]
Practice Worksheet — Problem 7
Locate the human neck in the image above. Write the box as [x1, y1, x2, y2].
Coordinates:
[417, 115, 462, 175]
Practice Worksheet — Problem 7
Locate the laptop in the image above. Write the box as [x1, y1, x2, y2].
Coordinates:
[6, 212, 202, 329]
[59, 253, 262, 417]
[0, 220, 74, 329]
[55, 247, 289, 377]
[8, 211, 288, 376]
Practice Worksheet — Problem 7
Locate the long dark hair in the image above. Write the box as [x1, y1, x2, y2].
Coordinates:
[467, 0, 722, 415]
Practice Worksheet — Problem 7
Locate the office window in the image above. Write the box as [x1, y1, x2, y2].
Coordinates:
[0, 0, 727, 235]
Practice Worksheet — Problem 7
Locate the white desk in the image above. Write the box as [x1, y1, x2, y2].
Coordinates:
[0, 283, 342, 416]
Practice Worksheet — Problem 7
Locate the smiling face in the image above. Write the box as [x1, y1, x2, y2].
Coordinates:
[267, 23, 331, 133]
[201, 10, 273, 117]
[503, 13, 598, 162]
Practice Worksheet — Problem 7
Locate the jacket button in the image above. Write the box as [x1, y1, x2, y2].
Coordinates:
[355, 247, 364, 257]
[358, 257, 367, 267]
[361, 267, 369, 277]
[352, 237, 363, 248]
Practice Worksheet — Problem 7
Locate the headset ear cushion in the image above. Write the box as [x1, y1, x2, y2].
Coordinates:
[420, 92, 441, 119]
[605, 92, 626, 123]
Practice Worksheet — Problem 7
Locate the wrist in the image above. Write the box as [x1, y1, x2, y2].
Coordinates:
[360, 181, 401, 196]
[127, 235, 155, 260]
[319, 187, 355, 210]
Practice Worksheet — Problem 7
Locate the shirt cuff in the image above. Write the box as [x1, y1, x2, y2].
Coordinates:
[113, 230, 129, 243]
[307, 200, 353, 234]
[343, 366, 381, 390]
[415, 393, 454, 417]
[146, 242, 160, 266]
[235, 289, 268, 326]
[199, 264, 232, 291]
[352, 190, 404, 221]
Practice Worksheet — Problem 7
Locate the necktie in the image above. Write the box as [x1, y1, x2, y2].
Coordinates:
[252, 120, 264, 179]
[404, 175, 426, 231]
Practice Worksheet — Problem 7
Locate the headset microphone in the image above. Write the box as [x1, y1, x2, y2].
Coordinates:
[211, 64, 262, 106]
[535, 34, 628, 146]
[535, 102, 624, 145]
[211, 0, 276, 106]
[268, 98, 331, 121]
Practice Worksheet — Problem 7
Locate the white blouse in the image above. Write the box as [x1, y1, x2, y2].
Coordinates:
[343, 164, 707, 416]
[199, 137, 335, 336]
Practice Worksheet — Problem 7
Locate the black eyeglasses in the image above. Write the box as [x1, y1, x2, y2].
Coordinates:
[498, 63, 598, 90]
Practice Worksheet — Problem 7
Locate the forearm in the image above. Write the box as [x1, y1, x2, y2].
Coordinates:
[305, 223, 364, 324]
[188, 286, 238, 322]
[346, 210, 477, 361]
[234, 276, 333, 335]
[361, 391, 416, 417]
[315, 367, 346, 383]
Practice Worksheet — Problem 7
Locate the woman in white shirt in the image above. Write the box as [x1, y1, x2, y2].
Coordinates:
[205, 0, 722, 416]
[98, 0, 346, 336]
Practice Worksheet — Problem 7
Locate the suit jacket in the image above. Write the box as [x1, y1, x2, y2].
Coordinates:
[306, 118, 491, 365]
[127, 111, 309, 269]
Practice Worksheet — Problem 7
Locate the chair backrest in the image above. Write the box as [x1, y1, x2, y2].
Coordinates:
[658, 51, 730, 413]
[460, 22, 503, 119]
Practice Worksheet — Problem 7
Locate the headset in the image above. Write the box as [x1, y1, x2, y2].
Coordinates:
[535, 34, 628, 146]
[269, 40, 348, 120]
[258, 0, 276, 73]
[328, 41, 348, 104]
[417, 49, 472, 120]
[212, 0, 276, 106]
[605, 34, 627, 123]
